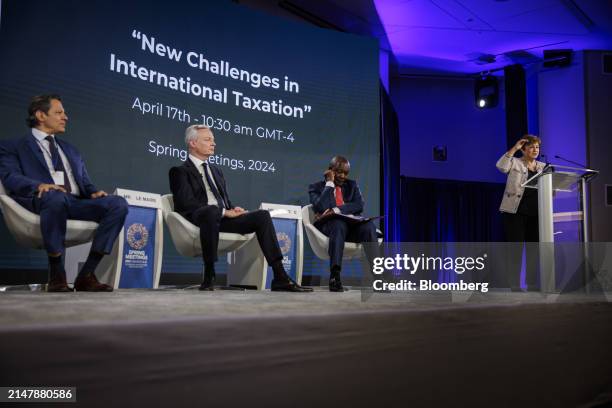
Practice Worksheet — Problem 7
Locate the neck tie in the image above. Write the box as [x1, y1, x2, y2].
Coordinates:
[45, 136, 71, 193]
[335, 185, 344, 206]
[202, 163, 226, 209]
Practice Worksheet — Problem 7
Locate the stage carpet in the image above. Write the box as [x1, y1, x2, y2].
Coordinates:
[0, 289, 611, 407]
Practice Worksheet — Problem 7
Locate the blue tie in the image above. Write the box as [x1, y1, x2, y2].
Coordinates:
[45, 136, 71, 193]
[202, 163, 226, 209]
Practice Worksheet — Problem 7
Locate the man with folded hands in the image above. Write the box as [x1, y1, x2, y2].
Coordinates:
[168, 124, 312, 292]
[0, 95, 128, 292]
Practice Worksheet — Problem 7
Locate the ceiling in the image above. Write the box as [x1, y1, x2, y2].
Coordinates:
[268, 0, 612, 75]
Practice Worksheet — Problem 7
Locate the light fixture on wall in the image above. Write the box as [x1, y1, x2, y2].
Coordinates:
[474, 75, 499, 109]
[543, 49, 573, 68]
[433, 145, 447, 162]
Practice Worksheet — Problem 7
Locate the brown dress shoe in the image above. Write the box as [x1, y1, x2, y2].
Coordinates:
[47, 279, 74, 292]
[74, 274, 113, 292]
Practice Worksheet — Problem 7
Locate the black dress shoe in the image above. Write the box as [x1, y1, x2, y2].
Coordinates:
[74, 274, 113, 292]
[47, 280, 74, 292]
[271, 277, 313, 292]
[199, 276, 215, 291]
[329, 277, 348, 292]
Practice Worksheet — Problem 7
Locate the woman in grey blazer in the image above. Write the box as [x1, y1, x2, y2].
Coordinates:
[496, 135, 546, 292]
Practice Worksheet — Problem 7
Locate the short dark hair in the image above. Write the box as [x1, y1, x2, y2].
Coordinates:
[329, 155, 350, 170]
[521, 134, 542, 150]
[26, 94, 62, 128]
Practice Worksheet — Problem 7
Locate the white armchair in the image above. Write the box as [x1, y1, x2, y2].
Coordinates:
[160, 194, 268, 289]
[301, 204, 382, 261]
[0, 180, 98, 250]
[160, 194, 252, 256]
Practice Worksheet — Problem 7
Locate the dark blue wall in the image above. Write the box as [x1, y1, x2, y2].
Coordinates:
[390, 76, 507, 183]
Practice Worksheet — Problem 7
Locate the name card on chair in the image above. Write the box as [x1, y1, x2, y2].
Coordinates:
[115, 188, 162, 209]
[260, 203, 302, 219]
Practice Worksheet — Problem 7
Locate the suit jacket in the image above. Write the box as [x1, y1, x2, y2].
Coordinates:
[0, 134, 98, 208]
[308, 178, 364, 216]
[495, 153, 546, 214]
[168, 158, 233, 223]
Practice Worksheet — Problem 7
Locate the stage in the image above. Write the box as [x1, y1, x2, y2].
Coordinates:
[0, 289, 610, 407]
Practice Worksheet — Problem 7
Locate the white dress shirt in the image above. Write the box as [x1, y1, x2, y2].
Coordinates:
[32, 128, 80, 196]
[188, 154, 225, 214]
[326, 181, 341, 214]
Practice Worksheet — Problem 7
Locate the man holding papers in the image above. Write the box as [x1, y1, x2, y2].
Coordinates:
[308, 156, 379, 292]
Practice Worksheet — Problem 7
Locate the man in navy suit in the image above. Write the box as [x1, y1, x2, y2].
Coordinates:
[0, 95, 128, 292]
[309, 156, 378, 292]
[168, 124, 311, 292]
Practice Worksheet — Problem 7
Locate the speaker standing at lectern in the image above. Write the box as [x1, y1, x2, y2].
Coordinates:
[496, 135, 546, 292]
[0, 95, 128, 292]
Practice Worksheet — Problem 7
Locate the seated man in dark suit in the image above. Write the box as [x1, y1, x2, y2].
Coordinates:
[309, 156, 379, 292]
[0, 94, 128, 292]
[168, 124, 312, 292]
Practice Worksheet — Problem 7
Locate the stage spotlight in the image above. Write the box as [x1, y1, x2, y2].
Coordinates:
[474, 75, 499, 109]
